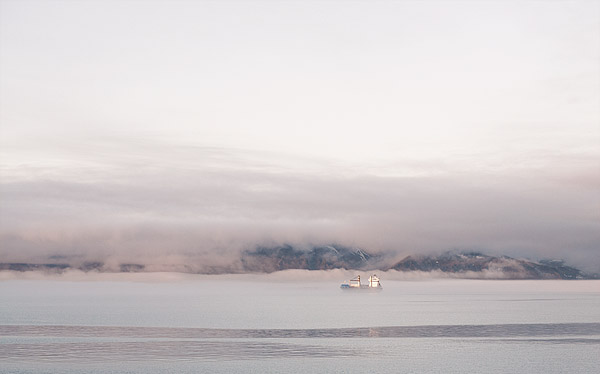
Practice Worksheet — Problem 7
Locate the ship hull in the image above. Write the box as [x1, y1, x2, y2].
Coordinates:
[340, 285, 382, 290]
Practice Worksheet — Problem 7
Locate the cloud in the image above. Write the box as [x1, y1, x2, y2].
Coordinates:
[1, 141, 598, 272]
[1, 1, 598, 274]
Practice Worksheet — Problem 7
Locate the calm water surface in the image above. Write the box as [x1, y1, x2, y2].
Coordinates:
[0, 275, 598, 373]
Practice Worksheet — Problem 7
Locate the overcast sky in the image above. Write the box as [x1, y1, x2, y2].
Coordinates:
[1, 0, 599, 270]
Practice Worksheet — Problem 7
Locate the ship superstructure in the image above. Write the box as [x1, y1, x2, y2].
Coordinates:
[368, 274, 381, 288]
[340, 274, 382, 290]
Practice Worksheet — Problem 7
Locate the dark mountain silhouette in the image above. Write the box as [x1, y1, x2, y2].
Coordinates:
[241, 244, 377, 273]
[389, 252, 587, 279]
[0, 247, 596, 279]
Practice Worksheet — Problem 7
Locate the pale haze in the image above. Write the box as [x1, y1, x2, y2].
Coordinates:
[0, 1, 599, 270]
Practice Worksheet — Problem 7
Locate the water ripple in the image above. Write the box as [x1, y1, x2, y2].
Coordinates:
[1, 323, 599, 339]
[2, 324, 599, 363]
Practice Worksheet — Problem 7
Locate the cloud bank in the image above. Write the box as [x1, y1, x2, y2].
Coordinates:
[1, 141, 598, 272]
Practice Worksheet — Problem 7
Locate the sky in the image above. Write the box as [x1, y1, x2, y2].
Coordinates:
[0, 0, 599, 271]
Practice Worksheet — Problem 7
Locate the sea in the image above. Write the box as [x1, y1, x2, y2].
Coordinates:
[0, 271, 599, 373]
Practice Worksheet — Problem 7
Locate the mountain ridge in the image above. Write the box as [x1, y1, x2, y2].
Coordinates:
[1, 245, 597, 279]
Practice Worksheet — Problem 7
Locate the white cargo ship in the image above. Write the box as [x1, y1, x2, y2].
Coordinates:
[340, 274, 382, 290]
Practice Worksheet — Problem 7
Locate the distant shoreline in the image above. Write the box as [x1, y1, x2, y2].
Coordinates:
[1, 264, 598, 281]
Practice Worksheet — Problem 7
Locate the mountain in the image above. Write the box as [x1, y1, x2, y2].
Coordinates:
[240, 247, 592, 279]
[241, 244, 377, 273]
[388, 252, 587, 279]
[0, 247, 596, 279]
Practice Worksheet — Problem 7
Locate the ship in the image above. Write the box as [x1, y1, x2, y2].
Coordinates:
[340, 274, 382, 290]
